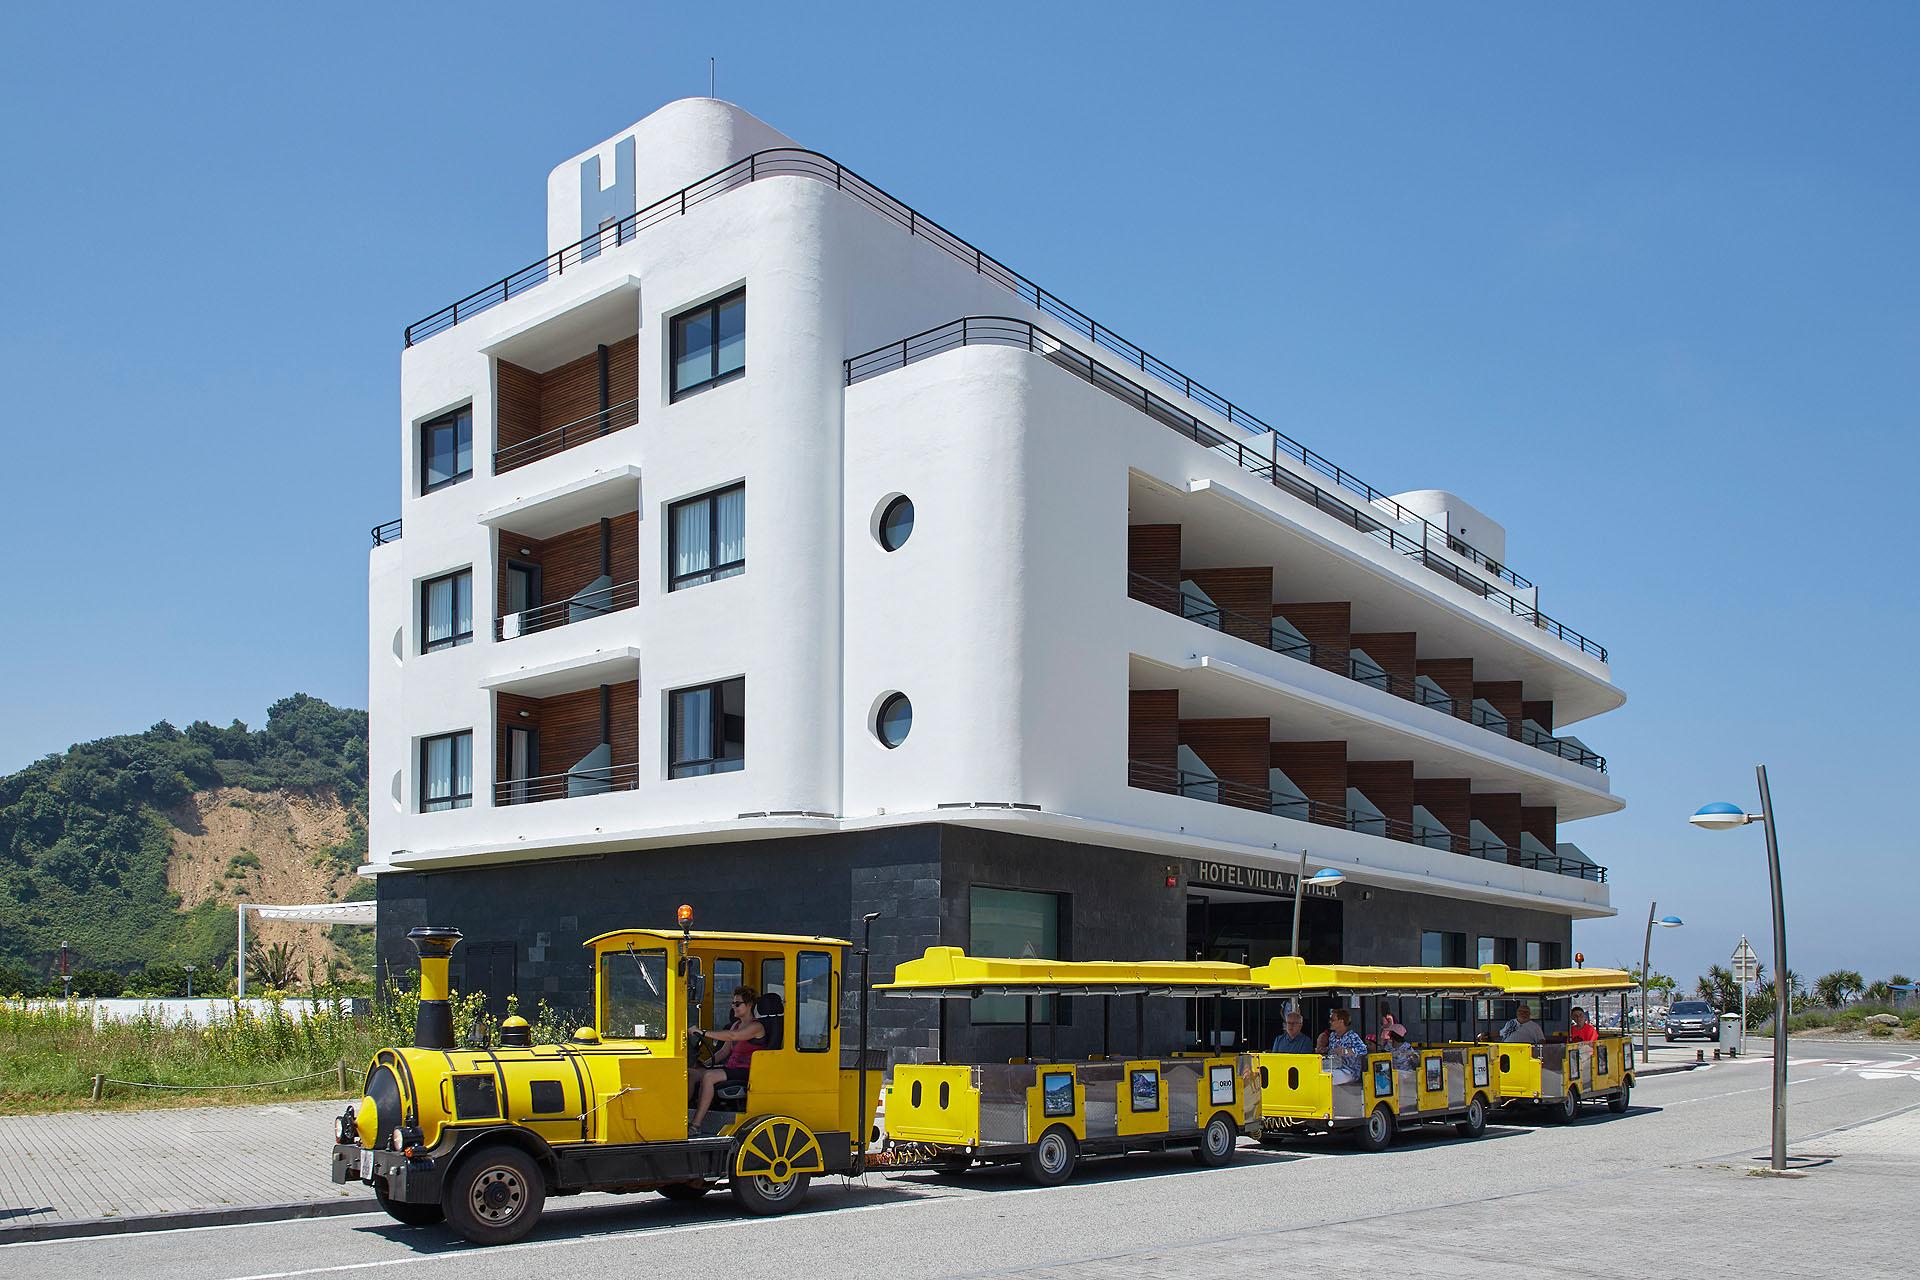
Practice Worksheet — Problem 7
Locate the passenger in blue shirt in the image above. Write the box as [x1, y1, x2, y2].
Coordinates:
[1323, 1008, 1369, 1083]
[1270, 1009, 1314, 1054]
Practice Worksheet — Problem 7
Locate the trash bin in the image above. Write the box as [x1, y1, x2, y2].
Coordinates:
[1718, 1013, 1744, 1055]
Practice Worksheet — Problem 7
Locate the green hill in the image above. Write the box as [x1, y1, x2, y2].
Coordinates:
[0, 694, 369, 993]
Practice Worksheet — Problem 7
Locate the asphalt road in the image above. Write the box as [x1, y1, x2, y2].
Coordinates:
[7, 1042, 1915, 1279]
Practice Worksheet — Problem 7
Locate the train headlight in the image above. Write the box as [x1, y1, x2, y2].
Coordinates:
[391, 1127, 406, 1152]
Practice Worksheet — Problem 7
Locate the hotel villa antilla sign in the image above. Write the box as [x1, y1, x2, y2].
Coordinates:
[1190, 860, 1341, 898]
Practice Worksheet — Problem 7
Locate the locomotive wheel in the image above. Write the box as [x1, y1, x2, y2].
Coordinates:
[1455, 1096, 1487, 1139]
[374, 1180, 445, 1226]
[1193, 1114, 1237, 1167]
[1355, 1104, 1395, 1153]
[1021, 1126, 1078, 1186]
[730, 1116, 822, 1216]
[443, 1145, 545, 1246]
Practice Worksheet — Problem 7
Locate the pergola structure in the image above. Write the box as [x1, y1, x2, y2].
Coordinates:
[236, 900, 377, 996]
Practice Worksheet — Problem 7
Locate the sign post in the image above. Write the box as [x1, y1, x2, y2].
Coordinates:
[1731, 937, 1759, 1055]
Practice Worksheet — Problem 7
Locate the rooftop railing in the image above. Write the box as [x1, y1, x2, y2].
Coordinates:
[848, 315, 1607, 660]
[404, 145, 1534, 599]
[1127, 571, 1607, 773]
[372, 518, 402, 547]
[1127, 759, 1606, 883]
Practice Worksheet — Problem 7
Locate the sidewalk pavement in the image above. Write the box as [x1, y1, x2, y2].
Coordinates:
[0, 1098, 370, 1241]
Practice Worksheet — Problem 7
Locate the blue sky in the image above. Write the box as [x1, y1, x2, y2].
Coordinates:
[1, 4, 1914, 985]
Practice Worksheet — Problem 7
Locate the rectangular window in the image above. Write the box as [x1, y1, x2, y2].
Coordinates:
[420, 570, 473, 653]
[420, 406, 473, 494]
[1477, 936, 1496, 967]
[668, 483, 745, 590]
[670, 288, 745, 399]
[668, 677, 745, 777]
[794, 951, 833, 1052]
[1542, 941, 1564, 970]
[760, 956, 785, 1004]
[1525, 941, 1544, 970]
[711, 959, 744, 1031]
[1420, 930, 1466, 968]
[419, 731, 472, 811]
[970, 886, 1062, 1025]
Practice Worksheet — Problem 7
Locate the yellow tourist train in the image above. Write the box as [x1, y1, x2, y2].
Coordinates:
[329, 918, 1640, 1245]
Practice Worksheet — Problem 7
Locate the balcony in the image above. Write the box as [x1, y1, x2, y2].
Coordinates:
[1127, 759, 1606, 883]
[495, 512, 639, 642]
[1127, 570, 1606, 773]
[494, 682, 638, 806]
[493, 331, 639, 476]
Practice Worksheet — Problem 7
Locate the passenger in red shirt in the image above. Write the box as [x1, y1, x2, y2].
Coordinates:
[1567, 1006, 1600, 1044]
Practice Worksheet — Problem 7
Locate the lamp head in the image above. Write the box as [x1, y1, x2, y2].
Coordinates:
[1657, 915, 1684, 928]
[1308, 868, 1346, 888]
[1689, 802, 1753, 831]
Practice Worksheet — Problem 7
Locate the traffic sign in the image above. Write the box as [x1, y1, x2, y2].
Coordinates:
[1731, 938, 1759, 983]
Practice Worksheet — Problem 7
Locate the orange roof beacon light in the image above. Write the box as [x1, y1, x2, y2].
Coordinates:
[677, 903, 694, 925]
[1575, 952, 1585, 968]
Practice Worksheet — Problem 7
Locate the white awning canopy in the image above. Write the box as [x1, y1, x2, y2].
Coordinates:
[247, 901, 377, 925]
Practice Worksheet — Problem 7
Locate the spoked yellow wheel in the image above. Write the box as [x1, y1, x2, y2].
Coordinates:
[730, 1116, 824, 1215]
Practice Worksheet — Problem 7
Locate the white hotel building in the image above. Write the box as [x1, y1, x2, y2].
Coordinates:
[368, 99, 1623, 1056]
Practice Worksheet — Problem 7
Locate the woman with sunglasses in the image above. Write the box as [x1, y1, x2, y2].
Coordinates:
[689, 986, 764, 1131]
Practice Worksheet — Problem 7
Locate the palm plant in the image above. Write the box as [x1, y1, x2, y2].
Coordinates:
[248, 939, 301, 991]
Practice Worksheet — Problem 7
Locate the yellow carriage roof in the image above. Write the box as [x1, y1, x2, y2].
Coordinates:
[584, 928, 851, 949]
[878, 947, 1262, 998]
[1480, 964, 1636, 994]
[1249, 957, 1498, 996]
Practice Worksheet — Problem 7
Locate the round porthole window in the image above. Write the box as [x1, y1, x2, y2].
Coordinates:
[878, 495, 915, 551]
[875, 692, 913, 749]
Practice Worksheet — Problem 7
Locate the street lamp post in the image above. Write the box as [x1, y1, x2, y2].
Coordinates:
[1640, 904, 1683, 1064]
[1691, 764, 1791, 1173]
[1288, 852, 1346, 958]
[183, 963, 196, 1000]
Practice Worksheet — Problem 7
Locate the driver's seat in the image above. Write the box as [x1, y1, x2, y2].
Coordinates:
[712, 993, 783, 1112]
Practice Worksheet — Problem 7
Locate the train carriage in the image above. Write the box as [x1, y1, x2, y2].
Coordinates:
[876, 948, 1264, 1183]
[1250, 958, 1501, 1151]
[1479, 963, 1637, 1120]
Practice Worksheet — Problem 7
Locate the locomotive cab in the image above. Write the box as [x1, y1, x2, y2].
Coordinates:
[330, 914, 874, 1244]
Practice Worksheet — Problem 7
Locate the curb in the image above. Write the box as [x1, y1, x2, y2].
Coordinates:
[0, 1195, 376, 1244]
[1635, 1063, 1700, 1077]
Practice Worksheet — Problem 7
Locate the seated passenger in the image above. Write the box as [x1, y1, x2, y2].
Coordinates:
[1323, 1008, 1369, 1084]
[1271, 1009, 1314, 1054]
[1567, 1007, 1599, 1045]
[689, 987, 765, 1130]
[1387, 1030, 1419, 1070]
[1497, 1003, 1545, 1044]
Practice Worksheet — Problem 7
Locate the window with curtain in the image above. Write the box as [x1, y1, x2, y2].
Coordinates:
[669, 483, 746, 590]
[420, 406, 472, 494]
[670, 289, 745, 399]
[419, 731, 472, 811]
[669, 677, 745, 777]
[420, 570, 472, 653]
[970, 886, 1062, 1025]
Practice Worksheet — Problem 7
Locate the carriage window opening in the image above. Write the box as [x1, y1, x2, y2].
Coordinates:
[794, 950, 832, 1052]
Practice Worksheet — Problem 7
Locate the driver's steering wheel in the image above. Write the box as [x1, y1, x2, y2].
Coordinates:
[689, 1027, 725, 1067]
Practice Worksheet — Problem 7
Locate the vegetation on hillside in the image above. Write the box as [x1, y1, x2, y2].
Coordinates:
[0, 695, 367, 990]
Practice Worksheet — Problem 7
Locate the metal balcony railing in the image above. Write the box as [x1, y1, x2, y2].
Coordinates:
[493, 761, 639, 806]
[371, 518, 402, 547]
[1128, 572, 1607, 774]
[849, 317, 1606, 661]
[495, 580, 639, 641]
[404, 145, 1535, 602]
[494, 399, 641, 474]
[1126, 760, 1607, 883]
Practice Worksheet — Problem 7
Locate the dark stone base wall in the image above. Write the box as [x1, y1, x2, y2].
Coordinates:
[375, 825, 1579, 1063]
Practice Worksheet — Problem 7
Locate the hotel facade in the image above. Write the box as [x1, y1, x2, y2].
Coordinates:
[367, 99, 1624, 1059]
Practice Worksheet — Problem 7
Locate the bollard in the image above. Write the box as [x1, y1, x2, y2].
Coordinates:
[1696, 1048, 1705, 1063]
[1713, 1047, 1722, 1060]
[91, 1074, 103, 1102]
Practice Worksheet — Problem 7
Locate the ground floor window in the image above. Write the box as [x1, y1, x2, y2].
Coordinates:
[970, 886, 1062, 1025]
